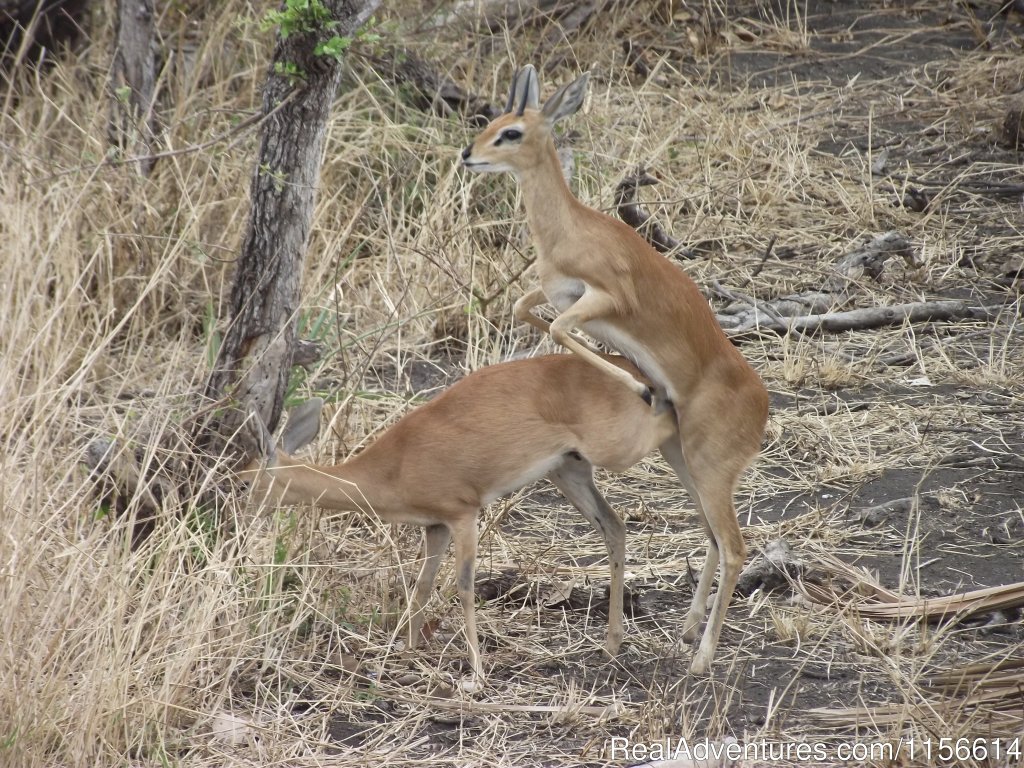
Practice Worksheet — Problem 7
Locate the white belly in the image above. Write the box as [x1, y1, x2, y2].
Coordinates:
[482, 454, 565, 506]
[542, 276, 586, 313]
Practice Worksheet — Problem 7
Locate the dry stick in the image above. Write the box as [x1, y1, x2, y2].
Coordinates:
[472, 254, 536, 312]
[719, 232, 934, 334]
[745, 234, 776, 285]
[800, 558, 1024, 622]
[708, 280, 806, 341]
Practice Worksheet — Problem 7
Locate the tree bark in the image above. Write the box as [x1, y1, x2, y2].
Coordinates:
[111, 0, 156, 175]
[202, 0, 379, 460]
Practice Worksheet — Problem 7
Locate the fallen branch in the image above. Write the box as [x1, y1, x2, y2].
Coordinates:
[720, 299, 999, 336]
[717, 231, 924, 331]
[799, 554, 1024, 623]
[369, 47, 498, 122]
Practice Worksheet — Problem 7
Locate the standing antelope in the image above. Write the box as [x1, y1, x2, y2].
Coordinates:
[243, 354, 678, 692]
[461, 65, 768, 674]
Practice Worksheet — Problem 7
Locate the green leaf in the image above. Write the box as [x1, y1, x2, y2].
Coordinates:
[314, 35, 352, 61]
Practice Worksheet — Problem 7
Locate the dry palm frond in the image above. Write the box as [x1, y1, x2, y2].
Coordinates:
[799, 553, 1024, 623]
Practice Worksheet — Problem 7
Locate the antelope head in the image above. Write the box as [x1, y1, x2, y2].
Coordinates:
[461, 64, 589, 175]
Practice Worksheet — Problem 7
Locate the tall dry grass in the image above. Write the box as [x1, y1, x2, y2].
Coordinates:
[1, 0, 1022, 765]
[0, 2, 556, 762]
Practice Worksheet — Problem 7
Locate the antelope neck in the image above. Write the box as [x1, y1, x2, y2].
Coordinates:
[516, 142, 581, 253]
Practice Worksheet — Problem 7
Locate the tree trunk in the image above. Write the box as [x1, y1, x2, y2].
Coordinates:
[111, 0, 156, 175]
[202, 0, 379, 461]
[83, 0, 380, 546]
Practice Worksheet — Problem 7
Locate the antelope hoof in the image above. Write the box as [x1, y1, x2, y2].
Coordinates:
[688, 651, 711, 676]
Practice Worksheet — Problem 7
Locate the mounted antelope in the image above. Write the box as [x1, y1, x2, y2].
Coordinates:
[242, 353, 678, 692]
[461, 65, 768, 674]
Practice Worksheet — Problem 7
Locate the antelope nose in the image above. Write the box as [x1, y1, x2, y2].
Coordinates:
[461, 145, 472, 161]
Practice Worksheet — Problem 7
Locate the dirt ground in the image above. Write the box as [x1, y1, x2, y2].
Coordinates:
[317, 3, 1024, 765]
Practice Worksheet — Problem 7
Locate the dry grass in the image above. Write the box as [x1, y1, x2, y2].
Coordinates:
[1, 1, 1022, 765]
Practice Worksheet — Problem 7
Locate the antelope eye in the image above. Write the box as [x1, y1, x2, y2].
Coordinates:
[500, 128, 523, 142]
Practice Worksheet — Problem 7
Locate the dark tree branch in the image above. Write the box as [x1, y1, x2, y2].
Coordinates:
[370, 46, 499, 123]
[614, 167, 692, 258]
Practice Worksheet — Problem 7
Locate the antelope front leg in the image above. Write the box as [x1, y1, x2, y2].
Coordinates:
[513, 286, 553, 336]
[515, 286, 605, 355]
[548, 292, 653, 403]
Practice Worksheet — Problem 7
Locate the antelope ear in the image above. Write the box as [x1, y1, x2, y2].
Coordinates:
[281, 397, 324, 455]
[505, 63, 540, 114]
[248, 408, 277, 464]
[541, 71, 590, 124]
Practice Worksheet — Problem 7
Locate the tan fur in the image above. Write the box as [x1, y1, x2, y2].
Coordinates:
[243, 354, 678, 690]
[462, 66, 769, 674]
